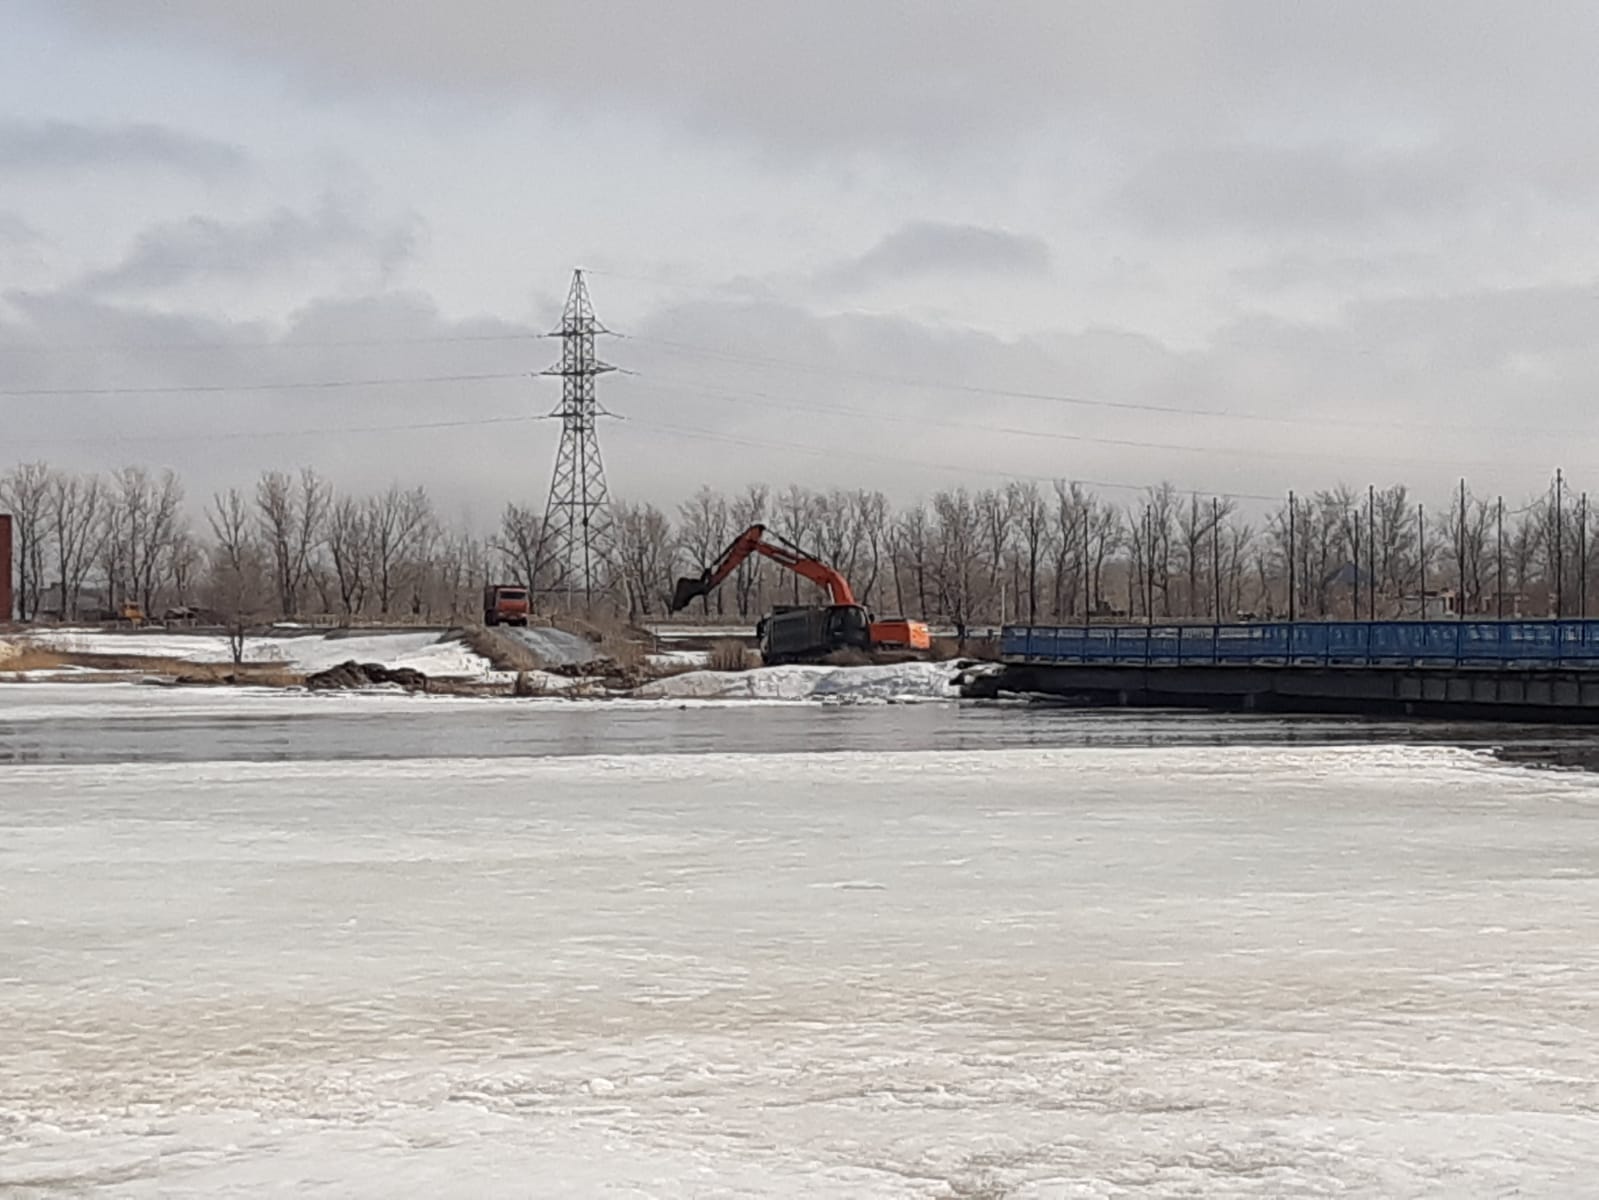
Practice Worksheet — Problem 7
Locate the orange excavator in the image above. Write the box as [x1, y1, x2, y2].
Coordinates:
[670, 523, 931, 663]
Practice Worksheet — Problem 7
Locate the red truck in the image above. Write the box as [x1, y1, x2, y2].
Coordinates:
[482, 584, 530, 627]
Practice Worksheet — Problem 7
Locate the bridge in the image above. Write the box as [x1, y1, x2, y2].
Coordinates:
[990, 620, 1599, 722]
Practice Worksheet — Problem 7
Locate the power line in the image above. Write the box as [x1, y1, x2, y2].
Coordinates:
[620, 331, 1543, 437]
[0, 332, 543, 353]
[0, 359, 1569, 477]
[0, 371, 528, 397]
[617, 416, 1284, 502]
[0, 319, 1573, 447]
[4, 395, 1573, 510]
[623, 373, 1552, 473]
[12, 414, 541, 448]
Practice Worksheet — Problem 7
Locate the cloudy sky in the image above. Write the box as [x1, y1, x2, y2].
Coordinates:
[4, 2, 1599, 523]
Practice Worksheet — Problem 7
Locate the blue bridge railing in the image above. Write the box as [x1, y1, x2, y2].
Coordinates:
[1001, 620, 1599, 669]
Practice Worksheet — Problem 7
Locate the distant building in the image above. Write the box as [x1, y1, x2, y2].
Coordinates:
[0, 513, 11, 622]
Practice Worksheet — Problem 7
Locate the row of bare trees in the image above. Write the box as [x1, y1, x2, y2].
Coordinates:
[0, 463, 478, 624]
[616, 478, 1599, 630]
[3, 461, 1595, 627]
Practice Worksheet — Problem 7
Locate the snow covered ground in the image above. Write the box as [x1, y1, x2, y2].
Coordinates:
[5, 739, 1599, 1196]
[632, 660, 964, 702]
[5, 629, 970, 703]
[19, 627, 499, 677]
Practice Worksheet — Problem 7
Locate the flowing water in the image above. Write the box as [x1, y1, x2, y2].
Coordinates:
[4, 684, 1598, 1196]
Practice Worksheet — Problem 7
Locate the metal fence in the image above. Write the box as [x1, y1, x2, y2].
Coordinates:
[1001, 620, 1599, 669]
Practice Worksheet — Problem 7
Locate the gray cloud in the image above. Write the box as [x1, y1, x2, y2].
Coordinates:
[1, 278, 1595, 519]
[1111, 142, 1483, 235]
[78, 199, 420, 293]
[9, 1, 1599, 517]
[823, 223, 1051, 290]
[51, 1, 1599, 158]
[0, 118, 245, 176]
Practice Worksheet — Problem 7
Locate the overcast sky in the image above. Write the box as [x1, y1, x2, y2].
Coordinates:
[4, 1, 1599, 524]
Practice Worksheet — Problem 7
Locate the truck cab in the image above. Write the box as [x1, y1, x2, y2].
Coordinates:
[482, 584, 530, 627]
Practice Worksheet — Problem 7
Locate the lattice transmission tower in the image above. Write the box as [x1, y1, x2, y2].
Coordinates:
[540, 269, 618, 606]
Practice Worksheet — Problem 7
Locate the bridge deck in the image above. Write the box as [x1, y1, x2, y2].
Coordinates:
[993, 621, 1599, 721]
[1002, 619, 1599, 670]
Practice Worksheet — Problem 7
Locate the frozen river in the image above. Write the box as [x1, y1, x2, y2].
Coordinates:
[4, 685, 1599, 1196]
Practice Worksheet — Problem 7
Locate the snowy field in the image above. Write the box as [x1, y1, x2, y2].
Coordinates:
[6, 731, 1599, 1196]
[19, 628, 499, 677]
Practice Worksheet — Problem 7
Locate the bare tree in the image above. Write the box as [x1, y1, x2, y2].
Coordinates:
[165, 529, 200, 609]
[255, 468, 328, 617]
[113, 466, 184, 616]
[851, 489, 890, 609]
[728, 483, 768, 616]
[1128, 483, 1177, 618]
[325, 495, 370, 619]
[1372, 485, 1416, 614]
[1437, 483, 1493, 614]
[615, 501, 677, 616]
[1086, 497, 1122, 618]
[428, 529, 481, 622]
[774, 484, 820, 603]
[932, 488, 980, 642]
[893, 502, 933, 623]
[811, 489, 863, 600]
[367, 484, 433, 616]
[494, 502, 550, 598]
[0, 461, 52, 620]
[47, 471, 102, 621]
[205, 490, 268, 663]
[207, 489, 254, 575]
[676, 486, 731, 615]
[1008, 481, 1049, 623]
[1049, 481, 1088, 620]
[975, 487, 1015, 621]
[1221, 517, 1256, 617]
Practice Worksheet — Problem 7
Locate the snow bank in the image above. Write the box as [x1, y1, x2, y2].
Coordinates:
[631, 660, 963, 703]
[23, 629, 497, 678]
[647, 649, 710, 670]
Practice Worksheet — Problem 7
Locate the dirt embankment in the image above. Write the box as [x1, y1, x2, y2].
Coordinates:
[1, 642, 303, 686]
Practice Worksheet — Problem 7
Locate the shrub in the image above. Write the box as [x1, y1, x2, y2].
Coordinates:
[708, 639, 756, 672]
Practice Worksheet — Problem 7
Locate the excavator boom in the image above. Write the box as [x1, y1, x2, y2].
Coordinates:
[670, 524, 856, 612]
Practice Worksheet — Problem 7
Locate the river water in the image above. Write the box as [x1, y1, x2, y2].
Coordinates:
[4, 683, 1599, 1196]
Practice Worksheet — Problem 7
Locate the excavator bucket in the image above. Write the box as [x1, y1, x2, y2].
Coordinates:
[669, 572, 712, 613]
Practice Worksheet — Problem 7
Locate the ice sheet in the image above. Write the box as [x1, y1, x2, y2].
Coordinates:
[5, 743, 1599, 1196]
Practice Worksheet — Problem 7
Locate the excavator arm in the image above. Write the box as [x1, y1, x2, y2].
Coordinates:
[670, 524, 857, 612]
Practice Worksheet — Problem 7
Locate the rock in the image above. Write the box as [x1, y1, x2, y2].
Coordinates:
[305, 660, 430, 692]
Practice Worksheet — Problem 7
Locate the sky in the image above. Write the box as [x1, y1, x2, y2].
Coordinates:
[4, 1, 1599, 525]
